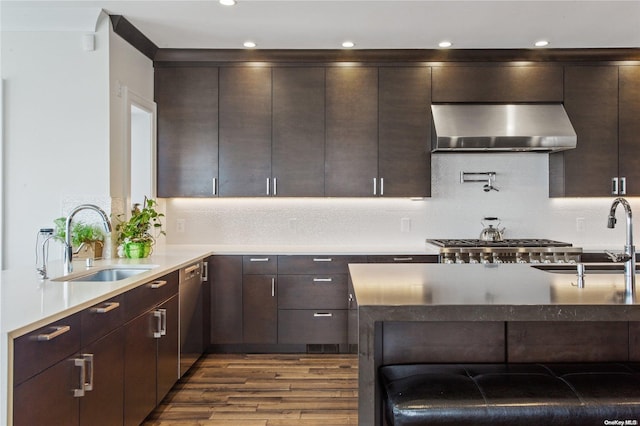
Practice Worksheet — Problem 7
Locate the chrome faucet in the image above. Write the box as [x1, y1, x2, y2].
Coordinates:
[607, 197, 636, 297]
[37, 235, 69, 279]
[64, 204, 112, 274]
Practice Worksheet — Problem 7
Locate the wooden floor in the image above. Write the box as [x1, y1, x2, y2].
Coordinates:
[143, 353, 358, 426]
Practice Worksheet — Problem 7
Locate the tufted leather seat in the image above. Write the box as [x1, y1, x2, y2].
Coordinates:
[380, 363, 640, 426]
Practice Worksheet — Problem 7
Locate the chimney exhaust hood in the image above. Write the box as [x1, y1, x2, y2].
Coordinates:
[431, 104, 577, 152]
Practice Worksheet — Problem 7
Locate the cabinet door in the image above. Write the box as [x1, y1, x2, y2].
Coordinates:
[619, 65, 640, 196]
[219, 67, 272, 196]
[13, 356, 81, 426]
[156, 67, 219, 197]
[123, 311, 157, 426]
[550, 66, 619, 197]
[210, 256, 243, 344]
[79, 328, 124, 426]
[157, 295, 179, 404]
[378, 67, 431, 197]
[242, 275, 277, 343]
[325, 67, 378, 196]
[272, 67, 326, 196]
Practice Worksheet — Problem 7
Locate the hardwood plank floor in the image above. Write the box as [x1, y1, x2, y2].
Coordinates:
[143, 354, 358, 426]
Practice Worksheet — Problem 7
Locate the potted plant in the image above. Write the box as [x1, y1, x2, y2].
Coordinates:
[115, 197, 165, 259]
[54, 218, 106, 259]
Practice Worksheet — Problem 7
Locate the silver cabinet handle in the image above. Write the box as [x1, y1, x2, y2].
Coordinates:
[313, 258, 332, 262]
[92, 301, 120, 314]
[380, 177, 384, 196]
[36, 325, 70, 341]
[393, 257, 413, 262]
[202, 261, 208, 282]
[620, 177, 627, 195]
[313, 278, 333, 283]
[313, 312, 333, 317]
[612, 177, 619, 195]
[83, 354, 94, 391]
[160, 308, 167, 336]
[250, 257, 270, 262]
[271, 278, 275, 297]
[150, 280, 167, 289]
[73, 357, 86, 397]
[266, 178, 271, 195]
[185, 264, 200, 274]
[153, 309, 164, 338]
[273, 178, 277, 196]
[373, 177, 377, 195]
[212, 177, 217, 195]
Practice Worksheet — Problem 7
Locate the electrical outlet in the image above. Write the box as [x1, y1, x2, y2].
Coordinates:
[401, 218, 411, 233]
[576, 217, 585, 233]
[176, 219, 185, 233]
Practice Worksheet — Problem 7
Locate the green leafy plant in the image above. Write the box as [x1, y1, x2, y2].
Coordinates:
[54, 217, 105, 248]
[115, 197, 165, 246]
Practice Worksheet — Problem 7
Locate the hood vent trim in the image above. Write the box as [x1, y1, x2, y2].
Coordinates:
[431, 103, 577, 153]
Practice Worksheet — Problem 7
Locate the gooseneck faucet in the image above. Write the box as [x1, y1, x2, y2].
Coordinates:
[607, 197, 636, 296]
[64, 204, 112, 274]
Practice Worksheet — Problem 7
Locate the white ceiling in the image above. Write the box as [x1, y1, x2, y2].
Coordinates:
[3, 0, 640, 50]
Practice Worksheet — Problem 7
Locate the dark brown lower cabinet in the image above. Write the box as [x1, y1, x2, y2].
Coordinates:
[210, 256, 243, 344]
[242, 274, 278, 344]
[156, 295, 179, 403]
[278, 310, 347, 344]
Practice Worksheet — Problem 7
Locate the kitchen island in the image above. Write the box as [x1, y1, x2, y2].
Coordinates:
[349, 262, 640, 426]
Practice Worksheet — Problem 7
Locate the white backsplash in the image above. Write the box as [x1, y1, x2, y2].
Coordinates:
[165, 153, 638, 251]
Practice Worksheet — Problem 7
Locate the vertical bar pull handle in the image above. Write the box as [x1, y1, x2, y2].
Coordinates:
[271, 278, 275, 297]
[73, 358, 86, 397]
[202, 261, 208, 282]
[160, 308, 167, 336]
[273, 178, 277, 196]
[620, 177, 627, 195]
[612, 177, 619, 195]
[153, 310, 163, 338]
[266, 178, 271, 195]
[380, 178, 384, 196]
[373, 178, 377, 195]
[212, 177, 217, 196]
[83, 354, 94, 391]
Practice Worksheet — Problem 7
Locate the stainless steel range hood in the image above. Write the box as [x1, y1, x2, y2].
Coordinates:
[431, 104, 577, 152]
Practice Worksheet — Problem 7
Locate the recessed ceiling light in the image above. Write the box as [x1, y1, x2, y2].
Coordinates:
[219, 0, 236, 5]
[438, 41, 452, 48]
[535, 40, 550, 47]
[243, 41, 256, 48]
[342, 41, 355, 48]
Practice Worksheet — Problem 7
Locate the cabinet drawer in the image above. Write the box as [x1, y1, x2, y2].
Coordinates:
[81, 293, 125, 346]
[13, 312, 81, 385]
[125, 270, 179, 321]
[278, 309, 347, 344]
[243, 255, 277, 274]
[367, 255, 439, 263]
[277, 255, 367, 274]
[278, 275, 347, 309]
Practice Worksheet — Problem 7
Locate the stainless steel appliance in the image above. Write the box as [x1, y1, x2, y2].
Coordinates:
[427, 239, 582, 264]
[179, 260, 207, 377]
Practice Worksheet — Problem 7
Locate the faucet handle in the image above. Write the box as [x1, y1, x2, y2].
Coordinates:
[605, 250, 631, 263]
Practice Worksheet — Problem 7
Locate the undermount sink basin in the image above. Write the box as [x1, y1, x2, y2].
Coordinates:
[532, 263, 637, 274]
[54, 267, 153, 282]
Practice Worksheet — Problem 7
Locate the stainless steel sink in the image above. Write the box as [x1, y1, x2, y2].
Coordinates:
[53, 267, 153, 282]
[532, 263, 637, 274]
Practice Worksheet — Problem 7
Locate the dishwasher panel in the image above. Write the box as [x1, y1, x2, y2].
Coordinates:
[179, 261, 205, 377]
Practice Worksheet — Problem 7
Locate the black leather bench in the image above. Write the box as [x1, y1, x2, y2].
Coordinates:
[380, 363, 640, 426]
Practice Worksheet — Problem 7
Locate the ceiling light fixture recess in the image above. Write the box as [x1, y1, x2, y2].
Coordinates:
[342, 41, 355, 48]
[243, 41, 256, 48]
[535, 40, 550, 47]
[219, 0, 236, 5]
[438, 41, 452, 48]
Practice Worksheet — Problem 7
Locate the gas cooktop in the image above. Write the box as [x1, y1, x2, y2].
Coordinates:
[426, 239, 573, 248]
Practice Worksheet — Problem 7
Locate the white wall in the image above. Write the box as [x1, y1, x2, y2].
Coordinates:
[165, 153, 637, 252]
[1, 15, 111, 269]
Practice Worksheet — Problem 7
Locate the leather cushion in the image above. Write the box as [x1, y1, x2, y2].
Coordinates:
[380, 363, 640, 426]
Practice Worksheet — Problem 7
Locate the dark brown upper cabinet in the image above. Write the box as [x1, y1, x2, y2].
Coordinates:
[219, 67, 273, 196]
[432, 65, 563, 102]
[272, 67, 326, 196]
[378, 67, 432, 197]
[155, 67, 219, 197]
[325, 67, 379, 196]
[549, 66, 619, 197]
[618, 65, 640, 196]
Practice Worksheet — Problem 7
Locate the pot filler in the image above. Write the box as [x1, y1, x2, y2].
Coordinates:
[431, 104, 577, 152]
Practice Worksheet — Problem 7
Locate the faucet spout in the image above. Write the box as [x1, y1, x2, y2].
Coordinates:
[64, 204, 112, 274]
[607, 197, 635, 297]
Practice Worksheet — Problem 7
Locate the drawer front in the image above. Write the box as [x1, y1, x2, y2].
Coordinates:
[243, 255, 277, 275]
[367, 254, 439, 263]
[13, 312, 81, 385]
[278, 275, 348, 309]
[125, 270, 179, 321]
[81, 293, 125, 346]
[277, 255, 367, 275]
[278, 309, 347, 344]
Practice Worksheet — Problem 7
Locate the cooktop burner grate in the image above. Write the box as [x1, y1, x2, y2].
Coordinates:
[426, 239, 573, 248]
